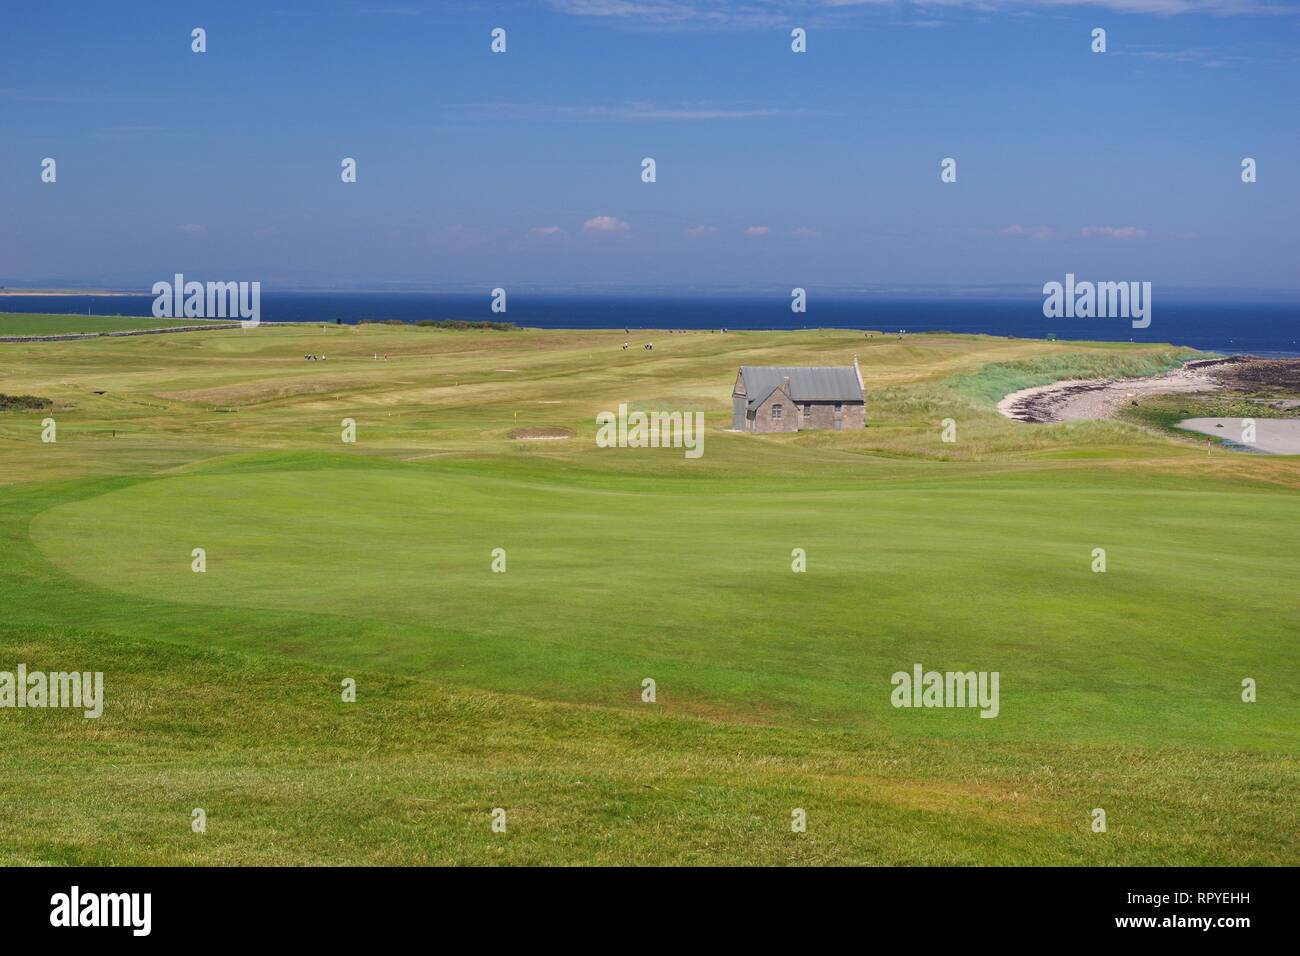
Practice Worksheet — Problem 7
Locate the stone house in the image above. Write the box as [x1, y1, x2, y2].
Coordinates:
[732, 357, 867, 433]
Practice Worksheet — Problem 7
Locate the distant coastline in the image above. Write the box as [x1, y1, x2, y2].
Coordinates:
[0, 288, 138, 296]
[1, 291, 1297, 356]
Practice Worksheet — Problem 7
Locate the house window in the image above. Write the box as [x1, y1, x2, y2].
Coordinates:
[802, 404, 812, 419]
[834, 403, 844, 413]
[772, 404, 783, 420]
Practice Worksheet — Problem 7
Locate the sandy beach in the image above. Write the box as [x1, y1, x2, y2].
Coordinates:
[997, 359, 1230, 423]
[997, 356, 1300, 453]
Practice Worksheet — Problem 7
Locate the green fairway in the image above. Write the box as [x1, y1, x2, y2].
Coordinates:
[1, 317, 1297, 864]
[0, 310, 227, 336]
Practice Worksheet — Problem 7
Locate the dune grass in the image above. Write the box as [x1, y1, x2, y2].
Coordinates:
[0, 318, 1296, 865]
[948, 347, 1205, 408]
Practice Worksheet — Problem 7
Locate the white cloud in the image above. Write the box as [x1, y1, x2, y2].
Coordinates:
[530, 225, 566, 238]
[549, 0, 1289, 27]
[1016, 0, 1285, 13]
[583, 215, 631, 235]
[1080, 225, 1148, 240]
[579, 104, 788, 120]
[1000, 223, 1056, 240]
[546, 0, 786, 27]
[792, 227, 820, 239]
[684, 225, 719, 237]
[743, 226, 770, 237]
[1112, 45, 1237, 66]
[451, 101, 798, 122]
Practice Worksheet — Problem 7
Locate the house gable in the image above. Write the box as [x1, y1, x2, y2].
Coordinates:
[750, 381, 798, 434]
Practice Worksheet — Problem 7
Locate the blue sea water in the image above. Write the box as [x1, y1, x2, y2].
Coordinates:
[3, 293, 1298, 356]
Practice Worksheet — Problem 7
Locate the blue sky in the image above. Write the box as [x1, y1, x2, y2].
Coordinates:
[2, 0, 1297, 292]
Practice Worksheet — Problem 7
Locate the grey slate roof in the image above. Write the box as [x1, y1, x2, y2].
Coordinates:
[738, 366, 864, 410]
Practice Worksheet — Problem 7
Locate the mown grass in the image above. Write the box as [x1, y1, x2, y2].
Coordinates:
[0, 311, 226, 336]
[0, 317, 1296, 865]
[1, 628, 1293, 866]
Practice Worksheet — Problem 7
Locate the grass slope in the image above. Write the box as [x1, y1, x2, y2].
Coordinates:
[0, 319, 1296, 865]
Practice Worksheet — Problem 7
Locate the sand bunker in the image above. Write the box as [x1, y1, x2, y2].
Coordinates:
[1176, 418, 1300, 455]
[509, 426, 574, 440]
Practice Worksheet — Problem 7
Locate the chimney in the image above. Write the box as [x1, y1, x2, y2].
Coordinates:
[852, 353, 863, 390]
[782, 375, 791, 397]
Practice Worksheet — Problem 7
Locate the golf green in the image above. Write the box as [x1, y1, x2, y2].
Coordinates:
[29, 455, 1299, 748]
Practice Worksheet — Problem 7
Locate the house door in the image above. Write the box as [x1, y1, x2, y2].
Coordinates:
[833, 404, 844, 430]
